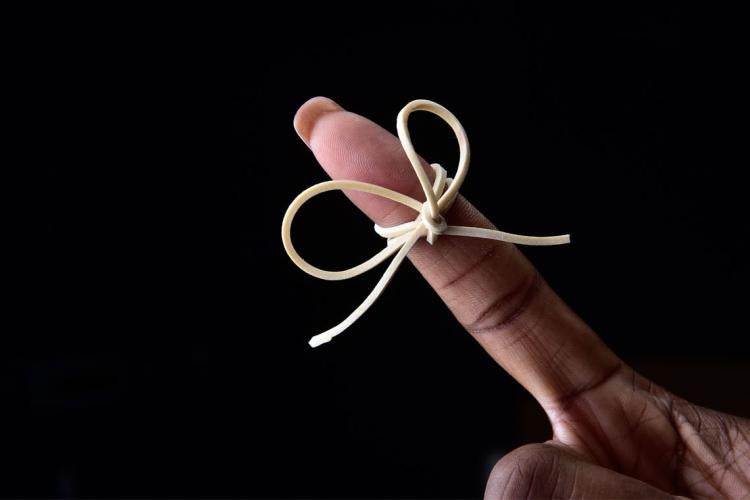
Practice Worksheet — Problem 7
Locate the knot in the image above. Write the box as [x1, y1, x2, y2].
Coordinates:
[420, 201, 447, 245]
[372, 162, 453, 246]
[281, 99, 571, 348]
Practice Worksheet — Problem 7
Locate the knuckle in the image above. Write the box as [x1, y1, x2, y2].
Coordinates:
[464, 270, 543, 336]
[485, 444, 561, 499]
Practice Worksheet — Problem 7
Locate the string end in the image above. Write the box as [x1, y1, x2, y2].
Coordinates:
[309, 333, 332, 348]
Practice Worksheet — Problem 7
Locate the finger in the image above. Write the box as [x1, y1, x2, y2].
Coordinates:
[293, 97, 621, 408]
[485, 443, 677, 499]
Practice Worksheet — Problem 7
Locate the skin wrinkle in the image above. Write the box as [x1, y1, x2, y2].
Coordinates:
[683, 447, 728, 495]
[670, 401, 748, 496]
[463, 270, 542, 334]
[411, 200, 502, 291]
[614, 378, 680, 487]
[611, 385, 643, 473]
[716, 418, 733, 459]
[497, 460, 519, 499]
[548, 383, 629, 470]
[546, 361, 625, 415]
[736, 421, 750, 447]
[569, 458, 581, 498]
[470, 292, 541, 363]
[694, 421, 731, 494]
[719, 420, 742, 465]
[629, 414, 665, 440]
[524, 456, 539, 500]
[438, 233, 502, 285]
[668, 398, 690, 494]
[633, 390, 684, 482]
[616, 379, 664, 446]
[547, 448, 562, 498]
[591, 404, 628, 472]
[624, 396, 650, 439]
[437, 243, 503, 292]
[714, 441, 750, 495]
[715, 424, 750, 492]
[627, 404, 650, 475]
[544, 332, 572, 376]
[516, 447, 548, 499]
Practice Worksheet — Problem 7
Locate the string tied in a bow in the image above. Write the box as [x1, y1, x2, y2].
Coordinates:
[281, 99, 570, 347]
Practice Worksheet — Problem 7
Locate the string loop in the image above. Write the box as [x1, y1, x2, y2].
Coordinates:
[281, 99, 570, 347]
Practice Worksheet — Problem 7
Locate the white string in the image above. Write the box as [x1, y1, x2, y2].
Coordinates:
[281, 99, 570, 347]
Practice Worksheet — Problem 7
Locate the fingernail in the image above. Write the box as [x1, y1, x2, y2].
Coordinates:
[293, 96, 344, 147]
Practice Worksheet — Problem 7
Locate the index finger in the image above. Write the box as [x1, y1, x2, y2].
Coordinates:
[293, 97, 623, 409]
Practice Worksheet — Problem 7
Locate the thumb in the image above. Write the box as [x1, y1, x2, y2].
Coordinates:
[485, 443, 676, 499]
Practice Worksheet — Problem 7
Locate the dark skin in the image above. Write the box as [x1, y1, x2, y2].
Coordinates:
[293, 97, 750, 498]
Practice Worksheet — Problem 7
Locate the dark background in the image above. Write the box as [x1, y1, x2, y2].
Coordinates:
[8, 1, 749, 497]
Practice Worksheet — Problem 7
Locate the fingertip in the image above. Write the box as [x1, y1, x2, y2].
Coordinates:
[293, 96, 344, 147]
[291, 98, 432, 226]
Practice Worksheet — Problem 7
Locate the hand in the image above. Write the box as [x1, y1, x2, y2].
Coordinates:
[292, 97, 750, 499]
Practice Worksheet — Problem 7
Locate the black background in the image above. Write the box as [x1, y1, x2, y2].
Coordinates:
[8, 1, 749, 497]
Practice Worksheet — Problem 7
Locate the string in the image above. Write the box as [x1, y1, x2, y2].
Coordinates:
[281, 99, 570, 347]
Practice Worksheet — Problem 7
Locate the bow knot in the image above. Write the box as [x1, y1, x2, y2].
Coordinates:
[282, 99, 570, 347]
[372, 163, 453, 245]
